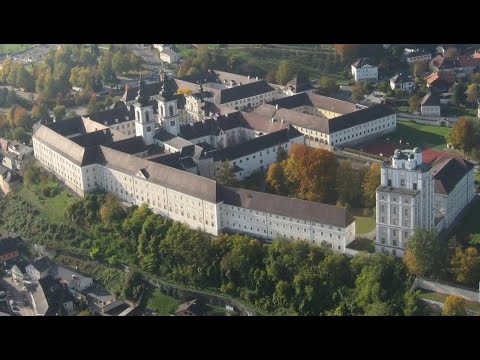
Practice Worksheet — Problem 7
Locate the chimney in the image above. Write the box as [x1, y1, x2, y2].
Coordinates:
[256, 76, 259, 80]
[275, 104, 279, 110]
[247, 75, 250, 80]
[281, 119, 284, 124]
[271, 117, 275, 123]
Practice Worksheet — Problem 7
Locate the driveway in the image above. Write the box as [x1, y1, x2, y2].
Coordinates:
[0, 276, 36, 316]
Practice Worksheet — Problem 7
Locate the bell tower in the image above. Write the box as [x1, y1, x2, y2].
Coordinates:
[134, 75, 155, 145]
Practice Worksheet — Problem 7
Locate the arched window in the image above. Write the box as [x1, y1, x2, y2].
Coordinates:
[145, 111, 150, 122]
[169, 105, 174, 117]
[160, 106, 164, 116]
[136, 111, 140, 120]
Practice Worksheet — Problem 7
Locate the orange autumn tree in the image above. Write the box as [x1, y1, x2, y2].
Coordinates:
[283, 144, 337, 203]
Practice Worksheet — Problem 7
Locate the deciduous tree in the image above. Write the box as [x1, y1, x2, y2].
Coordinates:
[352, 82, 367, 102]
[404, 227, 448, 279]
[277, 60, 296, 85]
[361, 162, 381, 208]
[53, 105, 66, 121]
[266, 162, 289, 195]
[409, 94, 421, 113]
[215, 161, 238, 186]
[466, 83, 478, 103]
[451, 247, 480, 287]
[442, 295, 466, 316]
[448, 116, 476, 153]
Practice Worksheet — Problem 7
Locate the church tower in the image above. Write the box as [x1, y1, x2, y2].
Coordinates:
[158, 72, 180, 136]
[134, 75, 155, 145]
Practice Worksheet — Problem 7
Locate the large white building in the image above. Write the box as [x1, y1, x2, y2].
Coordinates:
[253, 93, 397, 147]
[375, 148, 476, 257]
[32, 83, 356, 252]
[375, 148, 434, 257]
[351, 58, 378, 82]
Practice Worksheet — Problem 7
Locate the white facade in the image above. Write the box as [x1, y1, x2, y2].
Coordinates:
[376, 149, 434, 257]
[160, 49, 179, 64]
[433, 163, 475, 230]
[351, 64, 378, 82]
[223, 90, 278, 111]
[220, 204, 355, 252]
[421, 104, 441, 117]
[209, 135, 304, 180]
[134, 103, 155, 145]
[407, 53, 432, 65]
[390, 79, 415, 92]
[25, 264, 49, 283]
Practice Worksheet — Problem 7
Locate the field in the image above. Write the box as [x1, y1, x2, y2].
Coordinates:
[0, 44, 36, 56]
[17, 179, 77, 224]
[387, 120, 451, 149]
[354, 216, 376, 234]
[361, 121, 462, 160]
[175, 44, 344, 82]
[143, 288, 181, 316]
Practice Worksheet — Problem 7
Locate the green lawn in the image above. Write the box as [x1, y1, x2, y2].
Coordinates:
[0, 44, 36, 56]
[354, 216, 376, 234]
[144, 288, 181, 316]
[418, 290, 480, 313]
[17, 180, 77, 224]
[387, 120, 451, 149]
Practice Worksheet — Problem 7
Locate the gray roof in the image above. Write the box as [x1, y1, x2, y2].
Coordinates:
[0, 236, 19, 255]
[97, 146, 221, 203]
[431, 157, 475, 194]
[33, 124, 97, 166]
[212, 126, 303, 162]
[163, 136, 193, 150]
[106, 136, 147, 155]
[352, 57, 376, 68]
[31, 281, 49, 315]
[221, 186, 355, 228]
[175, 298, 208, 316]
[31, 256, 52, 273]
[219, 81, 275, 104]
[122, 81, 164, 102]
[390, 73, 414, 84]
[54, 265, 90, 283]
[179, 112, 251, 140]
[38, 275, 73, 316]
[327, 105, 396, 133]
[421, 92, 440, 107]
[271, 93, 359, 114]
[87, 103, 135, 126]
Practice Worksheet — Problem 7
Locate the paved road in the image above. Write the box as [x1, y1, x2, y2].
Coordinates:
[0, 276, 35, 316]
[126, 44, 164, 76]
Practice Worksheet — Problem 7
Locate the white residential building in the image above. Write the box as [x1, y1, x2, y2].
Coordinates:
[389, 73, 415, 92]
[376, 148, 434, 257]
[406, 50, 432, 65]
[160, 48, 179, 64]
[351, 58, 378, 82]
[421, 92, 441, 116]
